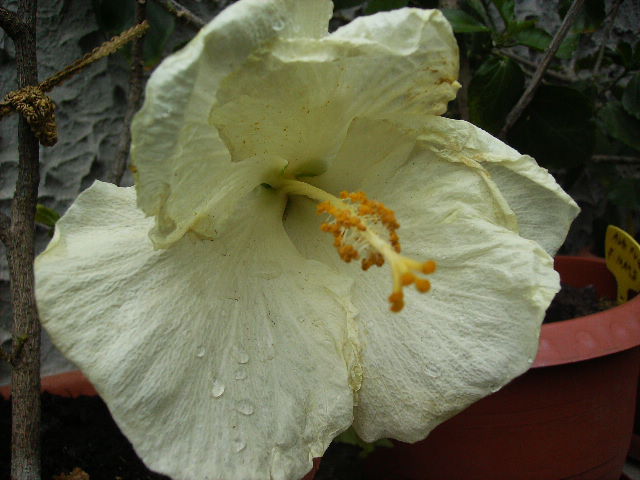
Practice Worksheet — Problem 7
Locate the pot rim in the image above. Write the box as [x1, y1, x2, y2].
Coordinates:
[532, 256, 640, 368]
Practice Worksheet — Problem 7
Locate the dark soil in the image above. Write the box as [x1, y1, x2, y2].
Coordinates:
[1, 284, 605, 480]
[543, 282, 613, 323]
[0, 392, 362, 480]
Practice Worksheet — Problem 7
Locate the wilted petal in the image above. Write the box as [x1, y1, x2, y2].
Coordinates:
[36, 181, 355, 480]
[210, 9, 458, 177]
[285, 119, 564, 442]
[415, 116, 579, 254]
[131, 0, 333, 247]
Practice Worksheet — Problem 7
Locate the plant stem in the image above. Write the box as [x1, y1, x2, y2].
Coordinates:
[110, 0, 148, 186]
[3, 0, 42, 479]
[593, 0, 624, 76]
[152, 0, 205, 30]
[498, 0, 585, 139]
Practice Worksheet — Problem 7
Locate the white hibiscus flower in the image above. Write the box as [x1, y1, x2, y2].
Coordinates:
[35, 1, 579, 480]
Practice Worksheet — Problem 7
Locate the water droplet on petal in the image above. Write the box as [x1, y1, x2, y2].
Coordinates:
[237, 400, 254, 416]
[425, 365, 441, 378]
[272, 19, 285, 31]
[232, 439, 246, 453]
[211, 379, 225, 398]
[234, 347, 249, 364]
[196, 346, 205, 358]
[235, 369, 247, 380]
[490, 384, 501, 393]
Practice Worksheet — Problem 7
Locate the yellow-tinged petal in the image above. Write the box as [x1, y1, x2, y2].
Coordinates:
[36, 181, 355, 480]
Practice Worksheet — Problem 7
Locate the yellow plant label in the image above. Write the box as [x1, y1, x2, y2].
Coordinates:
[605, 225, 640, 303]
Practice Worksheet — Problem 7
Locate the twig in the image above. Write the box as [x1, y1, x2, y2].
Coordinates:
[110, 1, 148, 186]
[497, 50, 576, 83]
[0, 21, 150, 121]
[498, 0, 585, 139]
[592, 154, 640, 164]
[4, 0, 42, 478]
[0, 210, 10, 246]
[0, 6, 27, 39]
[152, 0, 205, 30]
[593, 0, 624, 76]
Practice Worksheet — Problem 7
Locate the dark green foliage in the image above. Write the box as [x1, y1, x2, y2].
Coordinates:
[442, 9, 490, 33]
[468, 56, 524, 134]
[599, 102, 640, 151]
[509, 86, 595, 169]
[364, 0, 409, 14]
[622, 73, 640, 120]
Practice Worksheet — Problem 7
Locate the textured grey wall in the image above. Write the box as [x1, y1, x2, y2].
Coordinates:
[1, 0, 132, 383]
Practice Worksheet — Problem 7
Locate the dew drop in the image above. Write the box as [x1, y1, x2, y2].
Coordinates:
[237, 400, 254, 416]
[272, 19, 285, 31]
[196, 346, 205, 358]
[425, 365, 441, 378]
[490, 384, 501, 393]
[232, 439, 246, 453]
[234, 369, 247, 381]
[210, 379, 225, 398]
[235, 347, 250, 364]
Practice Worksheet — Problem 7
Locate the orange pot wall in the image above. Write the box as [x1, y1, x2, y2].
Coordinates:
[366, 256, 640, 480]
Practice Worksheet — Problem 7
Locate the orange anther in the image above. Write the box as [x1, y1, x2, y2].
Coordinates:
[422, 260, 436, 274]
[415, 278, 431, 293]
[388, 291, 403, 304]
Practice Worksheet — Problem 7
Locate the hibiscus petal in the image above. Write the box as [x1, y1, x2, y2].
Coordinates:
[209, 8, 458, 177]
[35, 181, 355, 480]
[415, 116, 579, 255]
[131, 0, 333, 247]
[284, 121, 563, 443]
[349, 217, 557, 442]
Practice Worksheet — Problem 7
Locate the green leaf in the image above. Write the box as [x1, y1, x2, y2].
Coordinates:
[442, 9, 490, 33]
[91, 0, 134, 33]
[622, 73, 640, 120]
[465, 0, 493, 29]
[608, 178, 640, 209]
[508, 85, 595, 169]
[598, 102, 640, 151]
[511, 26, 551, 51]
[468, 56, 524, 134]
[334, 427, 393, 458]
[144, 2, 176, 67]
[35, 204, 61, 228]
[491, 0, 515, 26]
[573, 0, 605, 33]
[333, 0, 364, 8]
[557, 33, 580, 59]
[364, 0, 408, 14]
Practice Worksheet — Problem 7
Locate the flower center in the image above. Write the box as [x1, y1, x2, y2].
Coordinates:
[278, 179, 436, 312]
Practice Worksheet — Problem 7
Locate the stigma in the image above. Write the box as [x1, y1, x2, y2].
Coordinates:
[278, 179, 436, 313]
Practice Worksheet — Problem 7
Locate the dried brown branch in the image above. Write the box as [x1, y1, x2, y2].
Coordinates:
[592, 154, 640, 164]
[6, 0, 42, 478]
[110, 1, 148, 185]
[0, 6, 27, 39]
[0, 210, 10, 246]
[152, 0, 205, 30]
[496, 50, 576, 83]
[498, 0, 586, 139]
[0, 21, 150, 121]
[593, 0, 624, 76]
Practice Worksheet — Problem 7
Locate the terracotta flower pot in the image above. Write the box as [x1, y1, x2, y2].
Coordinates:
[365, 256, 640, 480]
[1, 372, 321, 480]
